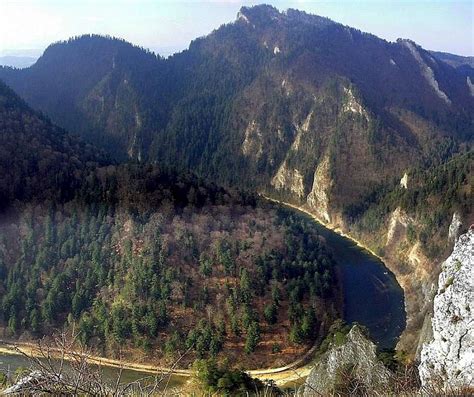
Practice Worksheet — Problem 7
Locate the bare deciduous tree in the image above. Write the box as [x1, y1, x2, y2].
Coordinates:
[1, 329, 188, 396]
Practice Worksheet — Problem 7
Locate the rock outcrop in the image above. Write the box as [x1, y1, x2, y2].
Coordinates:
[448, 212, 462, 242]
[306, 154, 333, 223]
[271, 162, 305, 199]
[419, 228, 474, 391]
[304, 325, 391, 396]
[400, 172, 408, 189]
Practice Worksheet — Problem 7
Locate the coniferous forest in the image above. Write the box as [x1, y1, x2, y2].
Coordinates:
[0, 3, 472, 395]
[0, 80, 337, 368]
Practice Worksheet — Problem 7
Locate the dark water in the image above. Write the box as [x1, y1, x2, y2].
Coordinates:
[309, 216, 406, 349]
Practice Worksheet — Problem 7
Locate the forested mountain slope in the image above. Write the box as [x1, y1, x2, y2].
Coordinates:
[0, 5, 471, 211]
[430, 51, 474, 69]
[0, 80, 339, 368]
[0, 4, 472, 356]
[0, 80, 104, 207]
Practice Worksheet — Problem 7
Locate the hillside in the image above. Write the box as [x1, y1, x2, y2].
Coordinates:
[430, 50, 474, 69]
[0, 80, 340, 368]
[0, 4, 472, 356]
[0, 6, 471, 211]
[0, 80, 104, 208]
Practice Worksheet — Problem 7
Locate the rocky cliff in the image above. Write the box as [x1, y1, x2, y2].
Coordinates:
[304, 325, 391, 396]
[418, 228, 474, 391]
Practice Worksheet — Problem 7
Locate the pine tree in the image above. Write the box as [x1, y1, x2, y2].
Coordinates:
[245, 321, 260, 354]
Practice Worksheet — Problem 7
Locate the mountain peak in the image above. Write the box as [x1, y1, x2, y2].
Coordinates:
[237, 4, 281, 24]
[237, 4, 335, 29]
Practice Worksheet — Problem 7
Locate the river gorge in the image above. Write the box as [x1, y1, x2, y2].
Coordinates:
[0, 202, 406, 388]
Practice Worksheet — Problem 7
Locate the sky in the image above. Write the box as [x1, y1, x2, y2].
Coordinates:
[0, 0, 472, 58]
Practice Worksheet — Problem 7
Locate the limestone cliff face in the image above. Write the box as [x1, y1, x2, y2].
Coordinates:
[304, 325, 391, 396]
[306, 154, 333, 223]
[382, 207, 435, 354]
[271, 162, 305, 199]
[419, 228, 474, 390]
[241, 120, 263, 159]
[448, 212, 463, 242]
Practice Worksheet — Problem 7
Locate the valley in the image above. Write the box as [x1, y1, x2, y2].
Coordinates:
[0, 3, 472, 395]
[0, 197, 405, 388]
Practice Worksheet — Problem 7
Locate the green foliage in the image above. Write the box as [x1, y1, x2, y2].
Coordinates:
[193, 359, 265, 395]
[244, 321, 261, 354]
[352, 150, 472, 260]
[318, 319, 353, 354]
[289, 323, 304, 344]
[263, 303, 277, 325]
[271, 343, 282, 354]
[199, 253, 212, 277]
[0, 162, 336, 359]
[0, 72, 338, 362]
[0, 372, 7, 387]
[377, 348, 399, 372]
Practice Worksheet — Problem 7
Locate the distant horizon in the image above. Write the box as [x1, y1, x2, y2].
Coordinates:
[0, 1, 473, 59]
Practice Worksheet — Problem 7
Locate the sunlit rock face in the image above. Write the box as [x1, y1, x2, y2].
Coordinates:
[400, 172, 408, 189]
[304, 325, 391, 396]
[306, 154, 332, 223]
[401, 39, 451, 105]
[386, 207, 412, 245]
[448, 212, 462, 242]
[419, 228, 474, 391]
[271, 162, 305, 199]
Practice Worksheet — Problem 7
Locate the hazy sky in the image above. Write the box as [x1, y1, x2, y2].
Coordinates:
[0, 0, 472, 57]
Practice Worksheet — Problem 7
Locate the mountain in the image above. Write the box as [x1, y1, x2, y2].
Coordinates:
[0, 7, 471, 202]
[0, 35, 162, 160]
[0, 4, 472, 355]
[0, 80, 103, 208]
[430, 50, 474, 69]
[0, 56, 38, 69]
[0, 78, 340, 368]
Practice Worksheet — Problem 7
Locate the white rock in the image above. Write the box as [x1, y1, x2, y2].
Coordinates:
[448, 212, 462, 242]
[419, 229, 474, 391]
[304, 325, 391, 396]
[307, 154, 332, 223]
[271, 162, 305, 199]
[292, 111, 313, 151]
[237, 11, 250, 24]
[343, 87, 369, 121]
[274, 46, 280, 55]
[400, 172, 408, 189]
[386, 207, 412, 245]
[402, 40, 451, 105]
[467, 77, 474, 97]
[241, 120, 263, 158]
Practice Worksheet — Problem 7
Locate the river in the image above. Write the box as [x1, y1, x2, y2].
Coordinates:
[0, 350, 187, 391]
[307, 215, 406, 349]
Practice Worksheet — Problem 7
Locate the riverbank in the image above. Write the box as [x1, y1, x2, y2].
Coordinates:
[0, 336, 318, 387]
[263, 196, 406, 349]
[263, 195, 384, 262]
[0, 340, 190, 376]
